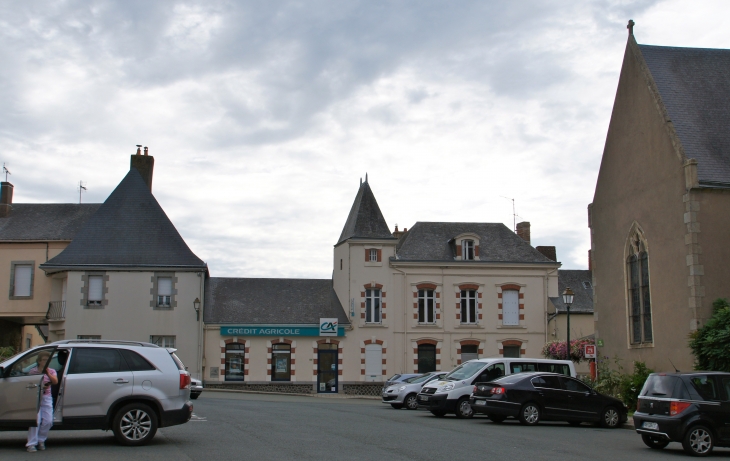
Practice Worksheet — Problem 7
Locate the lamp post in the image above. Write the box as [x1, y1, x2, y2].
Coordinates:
[193, 298, 201, 321]
[562, 287, 574, 361]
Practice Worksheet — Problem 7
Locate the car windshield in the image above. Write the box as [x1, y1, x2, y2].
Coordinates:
[386, 374, 401, 382]
[405, 373, 432, 384]
[444, 362, 485, 381]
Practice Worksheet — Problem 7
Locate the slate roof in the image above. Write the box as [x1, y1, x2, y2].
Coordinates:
[640, 44, 730, 187]
[204, 278, 350, 325]
[41, 169, 205, 270]
[395, 222, 558, 263]
[549, 270, 593, 314]
[0, 204, 100, 241]
[337, 181, 396, 245]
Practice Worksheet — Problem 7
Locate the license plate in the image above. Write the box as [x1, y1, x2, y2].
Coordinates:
[642, 422, 659, 430]
[475, 400, 486, 406]
[419, 395, 429, 401]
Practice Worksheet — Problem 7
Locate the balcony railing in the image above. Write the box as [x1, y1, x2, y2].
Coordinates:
[46, 301, 66, 321]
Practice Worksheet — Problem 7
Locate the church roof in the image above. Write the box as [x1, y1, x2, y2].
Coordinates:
[40, 168, 205, 271]
[640, 43, 730, 187]
[395, 222, 558, 264]
[204, 277, 350, 325]
[0, 203, 101, 241]
[336, 180, 395, 245]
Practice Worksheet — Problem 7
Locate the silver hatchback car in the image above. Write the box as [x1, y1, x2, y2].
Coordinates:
[0, 340, 193, 446]
[382, 372, 447, 410]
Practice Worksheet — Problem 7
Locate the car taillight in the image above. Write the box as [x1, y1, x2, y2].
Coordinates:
[491, 387, 505, 395]
[670, 401, 691, 416]
[473, 386, 477, 393]
[180, 372, 191, 390]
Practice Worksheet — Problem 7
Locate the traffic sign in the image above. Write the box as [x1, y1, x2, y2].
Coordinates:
[584, 344, 596, 358]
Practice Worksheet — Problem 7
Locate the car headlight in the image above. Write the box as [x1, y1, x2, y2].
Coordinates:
[437, 383, 455, 393]
[398, 386, 407, 391]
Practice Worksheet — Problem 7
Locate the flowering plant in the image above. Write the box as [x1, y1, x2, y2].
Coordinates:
[541, 338, 595, 363]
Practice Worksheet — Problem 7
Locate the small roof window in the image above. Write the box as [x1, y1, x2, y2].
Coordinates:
[582, 281, 592, 289]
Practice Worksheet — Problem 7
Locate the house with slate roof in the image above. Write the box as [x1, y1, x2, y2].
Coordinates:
[548, 269, 594, 373]
[590, 22, 730, 371]
[36, 149, 208, 379]
[0, 181, 100, 351]
[202, 177, 562, 394]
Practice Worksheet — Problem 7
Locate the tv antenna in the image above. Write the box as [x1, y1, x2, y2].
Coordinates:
[2, 163, 10, 182]
[500, 196, 518, 232]
[78, 181, 87, 203]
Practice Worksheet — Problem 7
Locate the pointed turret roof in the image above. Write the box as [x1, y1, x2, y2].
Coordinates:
[41, 168, 205, 272]
[336, 179, 395, 245]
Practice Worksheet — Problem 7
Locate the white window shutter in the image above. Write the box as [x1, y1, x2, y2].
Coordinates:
[158, 278, 172, 296]
[14, 265, 32, 296]
[502, 290, 520, 325]
[364, 344, 382, 381]
[88, 276, 103, 301]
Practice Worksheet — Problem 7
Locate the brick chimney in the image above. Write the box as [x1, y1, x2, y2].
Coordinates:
[516, 221, 531, 244]
[536, 246, 556, 261]
[130, 145, 154, 191]
[0, 182, 14, 218]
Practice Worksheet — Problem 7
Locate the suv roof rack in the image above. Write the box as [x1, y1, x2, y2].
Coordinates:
[51, 340, 159, 348]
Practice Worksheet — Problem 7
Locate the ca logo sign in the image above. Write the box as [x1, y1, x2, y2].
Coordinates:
[319, 318, 338, 336]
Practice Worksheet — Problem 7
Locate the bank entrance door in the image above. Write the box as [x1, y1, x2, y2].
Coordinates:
[317, 344, 338, 393]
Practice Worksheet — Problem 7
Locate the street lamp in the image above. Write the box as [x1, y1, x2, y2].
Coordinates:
[562, 287, 574, 361]
[193, 298, 201, 321]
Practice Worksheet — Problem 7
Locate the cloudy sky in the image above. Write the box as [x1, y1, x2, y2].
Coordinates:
[1, 1, 728, 278]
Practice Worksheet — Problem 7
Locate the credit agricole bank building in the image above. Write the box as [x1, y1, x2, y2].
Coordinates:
[203, 178, 560, 395]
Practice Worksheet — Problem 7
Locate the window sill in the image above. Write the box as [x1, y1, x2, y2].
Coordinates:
[414, 323, 440, 328]
[364, 262, 383, 267]
[84, 305, 104, 309]
[455, 324, 483, 329]
[628, 343, 654, 349]
[496, 325, 526, 329]
[361, 324, 387, 328]
[9, 296, 33, 300]
[154, 306, 174, 310]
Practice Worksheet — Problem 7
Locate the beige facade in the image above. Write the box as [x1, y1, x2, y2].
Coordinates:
[591, 30, 730, 372]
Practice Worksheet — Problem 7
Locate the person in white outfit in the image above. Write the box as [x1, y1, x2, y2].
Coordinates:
[26, 350, 58, 453]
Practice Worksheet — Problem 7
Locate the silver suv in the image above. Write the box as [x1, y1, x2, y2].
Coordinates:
[0, 340, 193, 446]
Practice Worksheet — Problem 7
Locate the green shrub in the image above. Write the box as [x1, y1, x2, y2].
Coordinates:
[689, 298, 730, 372]
[0, 346, 16, 362]
[593, 356, 652, 411]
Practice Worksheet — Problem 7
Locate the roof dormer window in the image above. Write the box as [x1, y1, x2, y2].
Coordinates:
[462, 240, 475, 260]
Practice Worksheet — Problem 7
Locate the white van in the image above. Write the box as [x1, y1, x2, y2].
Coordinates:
[417, 358, 576, 418]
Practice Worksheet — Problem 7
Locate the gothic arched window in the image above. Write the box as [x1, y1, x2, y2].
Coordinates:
[627, 232, 652, 344]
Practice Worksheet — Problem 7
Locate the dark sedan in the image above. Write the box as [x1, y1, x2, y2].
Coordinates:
[469, 372, 627, 427]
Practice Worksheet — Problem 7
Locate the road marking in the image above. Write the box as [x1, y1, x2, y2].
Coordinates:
[190, 413, 207, 422]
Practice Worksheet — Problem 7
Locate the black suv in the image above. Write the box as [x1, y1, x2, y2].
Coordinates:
[634, 372, 730, 456]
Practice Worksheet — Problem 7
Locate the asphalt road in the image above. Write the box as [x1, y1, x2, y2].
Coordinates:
[1, 391, 728, 460]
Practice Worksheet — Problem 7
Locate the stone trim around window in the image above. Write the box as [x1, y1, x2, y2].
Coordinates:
[455, 283, 483, 324]
[412, 339, 441, 373]
[9, 260, 35, 300]
[149, 272, 178, 309]
[359, 339, 384, 379]
[496, 283, 526, 324]
[456, 339, 484, 365]
[80, 271, 109, 309]
[360, 283, 386, 324]
[315, 339, 344, 379]
[498, 339, 526, 356]
[221, 338, 249, 382]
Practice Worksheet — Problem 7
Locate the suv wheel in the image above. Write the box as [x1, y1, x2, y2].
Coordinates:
[455, 397, 474, 419]
[641, 434, 669, 450]
[112, 403, 158, 446]
[405, 394, 419, 410]
[683, 425, 714, 456]
[600, 406, 621, 428]
[519, 403, 540, 426]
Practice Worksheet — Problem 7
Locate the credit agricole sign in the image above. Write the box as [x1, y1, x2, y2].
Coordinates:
[220, 323, 345, 337]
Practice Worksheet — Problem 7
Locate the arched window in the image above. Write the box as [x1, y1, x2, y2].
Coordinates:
[417, 344, 436, 373]
[627, 232, 652, 344]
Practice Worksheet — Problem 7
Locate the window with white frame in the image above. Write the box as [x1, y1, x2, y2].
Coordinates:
[87, 276, 103, 306]
[157, 277, 172, 307]
[150, 335, 176, 348]
[12, 264, 33, 297]
[460, 290, 477, 324]
[462, 240, 475, 260]
[418, 289, 435, 324]
[369, 249, 378, 262]
[502, 290, 520, 325]
[365, 289, 381, 323]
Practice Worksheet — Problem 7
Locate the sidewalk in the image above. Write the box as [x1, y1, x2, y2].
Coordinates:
[203, 388, 381, 400]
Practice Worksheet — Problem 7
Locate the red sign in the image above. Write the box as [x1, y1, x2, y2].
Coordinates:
[584, 345, 596, 358]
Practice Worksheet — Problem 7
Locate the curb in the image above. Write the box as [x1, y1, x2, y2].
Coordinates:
[202, 388, 381, 400]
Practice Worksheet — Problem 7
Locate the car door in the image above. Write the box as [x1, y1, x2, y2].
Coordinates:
[472, 363, 505, 385]
[531, 375, 569, 418]
[0, 346, 58, 426]
[559, 376, 602, 421]
[688, 375, 726, 440]
[62, 347, 134, 419]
